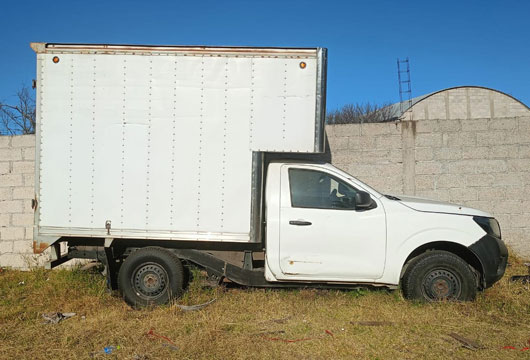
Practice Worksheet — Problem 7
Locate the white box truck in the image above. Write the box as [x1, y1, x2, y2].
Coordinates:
[31, 43, 507, 306]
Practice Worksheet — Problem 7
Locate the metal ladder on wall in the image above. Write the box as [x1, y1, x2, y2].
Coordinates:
[397, 58, 412, 119]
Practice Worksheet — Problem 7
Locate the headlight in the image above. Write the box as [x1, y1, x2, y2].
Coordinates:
[473, 216, 501, 239]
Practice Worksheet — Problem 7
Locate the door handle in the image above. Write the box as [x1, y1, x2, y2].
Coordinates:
[289, 220, 312, 226]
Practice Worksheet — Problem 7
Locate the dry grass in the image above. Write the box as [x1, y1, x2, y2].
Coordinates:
[0, 255, 529, 360]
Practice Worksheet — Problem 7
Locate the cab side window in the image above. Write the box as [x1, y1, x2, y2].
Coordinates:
[288, 168, 358, 210]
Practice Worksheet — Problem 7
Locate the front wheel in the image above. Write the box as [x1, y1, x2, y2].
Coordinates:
[402, 250, 477, 301]
[118, 247, 185, 307]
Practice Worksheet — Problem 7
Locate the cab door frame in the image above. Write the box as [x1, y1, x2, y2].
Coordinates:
[264, 162, 388, 282]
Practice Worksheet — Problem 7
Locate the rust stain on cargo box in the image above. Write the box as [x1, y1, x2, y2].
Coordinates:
[33, 241, 49, 254]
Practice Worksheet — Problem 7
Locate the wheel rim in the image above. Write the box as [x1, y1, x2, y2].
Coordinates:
[131, 262, 169, 301]
[421, 268, 461, 300]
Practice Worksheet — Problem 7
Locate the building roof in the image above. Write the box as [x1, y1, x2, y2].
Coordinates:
[387, 85, 530, 120]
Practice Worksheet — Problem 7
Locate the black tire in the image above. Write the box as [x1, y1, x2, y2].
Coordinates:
[402, 250, 477, 302]
[118, 247, 185, 308]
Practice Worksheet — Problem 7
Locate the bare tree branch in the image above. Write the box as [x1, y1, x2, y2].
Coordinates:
[326, 102, 394, 124]
[0, 86, 36, 135]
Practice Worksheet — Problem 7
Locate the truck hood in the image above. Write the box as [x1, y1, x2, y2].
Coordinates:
[389, 194, 492, 217]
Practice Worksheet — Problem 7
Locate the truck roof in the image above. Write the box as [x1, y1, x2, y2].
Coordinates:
[30, 42, 323, 57]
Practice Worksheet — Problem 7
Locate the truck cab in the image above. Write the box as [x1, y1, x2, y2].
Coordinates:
[263, 161, 507, 300]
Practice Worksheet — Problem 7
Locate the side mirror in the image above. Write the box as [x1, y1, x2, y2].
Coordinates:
[355, 191, 372, 210]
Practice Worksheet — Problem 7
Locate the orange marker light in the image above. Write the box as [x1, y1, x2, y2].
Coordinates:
[299, 61, 306, 69]
[52, 56, 60, 64]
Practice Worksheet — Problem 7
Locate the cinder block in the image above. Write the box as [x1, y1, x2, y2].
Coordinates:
[0, 254, 26, 269]
[489, 145, 519, 159]
[361, 123, 399, 136]
[462, 146, 489, 159]
[504, 186, 524, 200]
[478, 187, 506, 201]
[438, 120, 461, 132]
[348, 136, 376, 150]
[12, 187, 34, 200]
[517, 117, 530, 132]
[415, 147, 433, 161]
[466, 174, 495, 187]
[11, 135, 36, 148]
[415, 120, 439, 133]
[446, 159, 507, 174]
[12, 161, 34, 174]
[12, 213, 34, 227]
[375, 135, 402, 150]
[327, 136, 349, 151]
[0, 200, 23, 213]
[0, 188, 12, 201]
[465, 200, 493, 212]
[436, 174, 465, 189]
[507, 159, 530, 172]
[518, 145, 530, 158]
[0, 174, 23, 187]
[0, 227, 25, 240]
[0, 240, 13, 253]
[415, 133, 443, 147]
[449, 187, 477, 202]
[493, 173, 522, 186]
[493, 200, 523, 214]
[12, 240, 32, 254]
[0, 214, 10, 227]
[476, 131, 509, 146]
[0, 162, 9, 174]
[22, 148, 36, 160]
[25, 226, 33, 240]
[489, 118, 517, 130]
[358, 150, 393, 164]
[461, 119, 488, 132]
[415, 175, 435, 191]
[444, 132, 476, 147]
[0, 148, 22, 161]
[0, 137, 10, 148]
[331, 150, 356, 165]
[433, 147, 462, 160]
[22, 200, 33, 213]
[415, 161, 442, 175]
[330, 124, 361, 137]
[23, 173, 35, 187]
[510, 213, 530, 228]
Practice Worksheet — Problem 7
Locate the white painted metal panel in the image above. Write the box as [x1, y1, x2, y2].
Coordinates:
[145, 56, 176, 231]
[224, 58, 253, 232]
[250, 57, 317, 152]
[35, 44, 325, 243]
[92, 55, 126, 231]
[38, 54, 71, 227]
[69, 54, 95, 228]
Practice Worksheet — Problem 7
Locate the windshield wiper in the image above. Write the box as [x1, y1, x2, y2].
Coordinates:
[384, 194, 401, 201]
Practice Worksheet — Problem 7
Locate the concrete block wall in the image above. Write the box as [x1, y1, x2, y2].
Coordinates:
[0, 135, 47, 268]
[327, 87, 530, 259]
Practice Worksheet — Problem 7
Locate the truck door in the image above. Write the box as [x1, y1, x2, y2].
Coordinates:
[277, 165, 387, 280]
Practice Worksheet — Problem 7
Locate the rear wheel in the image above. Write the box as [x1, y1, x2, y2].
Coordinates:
[118, 247, 184, 307]
[402, 250, 477, 301]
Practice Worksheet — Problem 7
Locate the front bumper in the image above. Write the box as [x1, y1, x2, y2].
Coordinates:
[469, 234, 508, 288]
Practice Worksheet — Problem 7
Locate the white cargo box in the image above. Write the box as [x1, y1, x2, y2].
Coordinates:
[31, 43, 327, 246]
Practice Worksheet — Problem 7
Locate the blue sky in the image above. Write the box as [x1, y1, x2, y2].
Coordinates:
[1, 0, 529, 110]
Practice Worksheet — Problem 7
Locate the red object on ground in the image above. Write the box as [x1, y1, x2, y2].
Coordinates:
[146, 328, 178, 347]
[325, 330, 334, 337]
